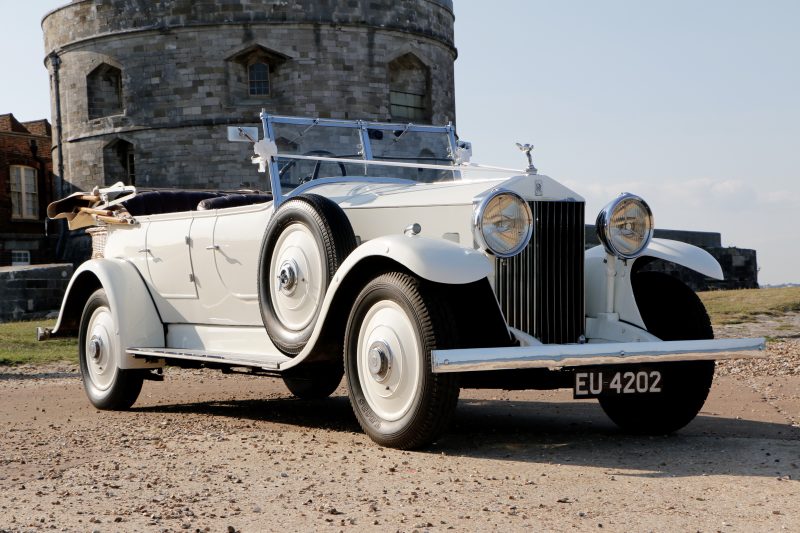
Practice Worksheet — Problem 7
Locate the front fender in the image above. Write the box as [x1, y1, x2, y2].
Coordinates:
[585, 238, 723, 330]
[338, 234, 492, 284]
[282, 235, 492, 370]
[641, 238, 723, 280]
[48, 258, 164, 369]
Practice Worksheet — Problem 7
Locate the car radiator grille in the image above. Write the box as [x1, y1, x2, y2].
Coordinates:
[494, 200, 585, 345]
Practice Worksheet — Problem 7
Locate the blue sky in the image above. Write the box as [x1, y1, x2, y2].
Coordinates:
[2, 1, 798, 284]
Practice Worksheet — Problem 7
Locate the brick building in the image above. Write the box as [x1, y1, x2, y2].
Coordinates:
[0, 114, 57, 266]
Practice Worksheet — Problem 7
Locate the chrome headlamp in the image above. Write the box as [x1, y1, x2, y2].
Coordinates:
[474, 190, 533, 258]
[596, 193, 654, 259]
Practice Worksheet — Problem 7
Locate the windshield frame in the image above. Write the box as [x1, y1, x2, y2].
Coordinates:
[260, 113, 460, 207]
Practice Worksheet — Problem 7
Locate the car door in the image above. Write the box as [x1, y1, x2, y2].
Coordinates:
[145, 216, 198, 299]
[211, 207, 272, 300]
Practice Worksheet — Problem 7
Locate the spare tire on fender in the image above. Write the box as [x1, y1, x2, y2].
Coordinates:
[258, 194, 357, 356]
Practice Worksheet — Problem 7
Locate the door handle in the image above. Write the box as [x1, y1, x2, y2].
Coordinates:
[206, 245, 220, 251]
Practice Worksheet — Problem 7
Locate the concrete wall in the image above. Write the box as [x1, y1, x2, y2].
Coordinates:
[0, 264, 73, 323]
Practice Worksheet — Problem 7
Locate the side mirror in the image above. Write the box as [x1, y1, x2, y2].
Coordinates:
[227, 126, 259, 143]
[455, 140, 472, 164]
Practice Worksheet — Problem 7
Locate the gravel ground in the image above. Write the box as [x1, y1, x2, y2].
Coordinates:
[715, 313, 800, 378]
[0, 317, 798, 532]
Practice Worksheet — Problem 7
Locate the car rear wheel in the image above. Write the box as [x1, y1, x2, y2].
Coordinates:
[79, 289, 144, 410]
[598, 272, 715, 434]
[258, 194, 356, 355]
[344, 272, 460, 449]
[282, 363, 344, 399]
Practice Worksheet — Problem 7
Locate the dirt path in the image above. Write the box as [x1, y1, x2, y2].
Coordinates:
[1, 360, 798, 532]
[1, 316, 799, 532]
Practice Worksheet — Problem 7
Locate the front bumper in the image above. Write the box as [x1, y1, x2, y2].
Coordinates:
[431, 337, 765, 373]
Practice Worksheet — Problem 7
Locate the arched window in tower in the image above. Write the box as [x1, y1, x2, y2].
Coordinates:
[227, 45, 288, 102]
[248, 62, 270, 96]
[388, 53, 431, 123]
[87, 63, 123, 119]
[103, 139, 135, 186]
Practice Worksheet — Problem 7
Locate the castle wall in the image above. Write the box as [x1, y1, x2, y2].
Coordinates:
[0, 264, 74, 323]
[43, 0, 456, 192]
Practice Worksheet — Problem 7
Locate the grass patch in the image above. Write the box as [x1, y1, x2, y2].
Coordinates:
[0, 320, 77, 366]
[698, 286, 800, 325]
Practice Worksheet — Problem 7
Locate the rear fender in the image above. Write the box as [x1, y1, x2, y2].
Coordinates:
[48, 259, 164, 369]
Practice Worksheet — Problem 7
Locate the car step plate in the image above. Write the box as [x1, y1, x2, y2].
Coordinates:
[126, 347, 289, 371]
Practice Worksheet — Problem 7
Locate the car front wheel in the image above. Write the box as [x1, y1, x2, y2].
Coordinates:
[344, 272, 460, 449]
[79, 289, 144, 410]
[598, 272, 715, 434]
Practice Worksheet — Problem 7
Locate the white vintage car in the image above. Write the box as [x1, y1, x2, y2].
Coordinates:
[41, 113, 764, 449]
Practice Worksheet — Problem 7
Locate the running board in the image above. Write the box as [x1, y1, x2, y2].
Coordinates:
[126, 348, 291, 371]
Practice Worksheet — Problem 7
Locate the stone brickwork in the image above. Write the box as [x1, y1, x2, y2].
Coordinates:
[0, 264, 73, 323]
[87, 64, 123, 120]
[43, 0, 456, 192]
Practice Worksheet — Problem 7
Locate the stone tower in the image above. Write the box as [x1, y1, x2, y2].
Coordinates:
[42, 0, 456, 192]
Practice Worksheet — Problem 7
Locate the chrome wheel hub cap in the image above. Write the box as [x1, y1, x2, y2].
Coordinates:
[367, 341, 392, 383]
[277, 259, 299, 295]
[87, 335, 103, 362]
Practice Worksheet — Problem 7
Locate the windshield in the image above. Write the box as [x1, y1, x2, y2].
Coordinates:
[269, 119, 458, 192]
[369, 127, 454, 183]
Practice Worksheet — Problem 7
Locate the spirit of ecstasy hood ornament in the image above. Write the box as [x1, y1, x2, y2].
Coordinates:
[516, 142, 537, 175]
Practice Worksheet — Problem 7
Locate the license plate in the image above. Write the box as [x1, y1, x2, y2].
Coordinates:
[573, 368, 663, 398]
